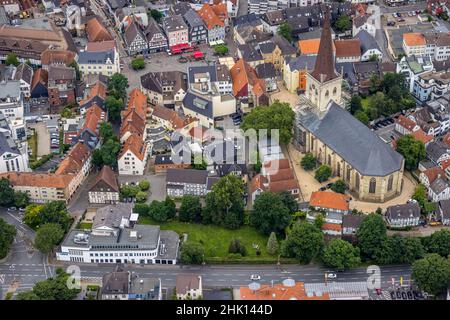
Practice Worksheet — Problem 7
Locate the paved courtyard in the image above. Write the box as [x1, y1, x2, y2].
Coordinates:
[27, 122, 50, 156]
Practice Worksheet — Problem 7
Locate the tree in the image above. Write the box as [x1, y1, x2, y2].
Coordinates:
[412, 184, 427, 209]
[13, 191, 29, 208]
[179, 195, 202, 222]
[277, 22, 292, 42]
[334, 14, 351, 32]
[278, 191, 298, 214]
[228, 238, 247, 256]
[301, 153, 316, 170]
[17, 270, 80, 300]
[240, 100, 295, 145]
[120, 185, 140, 198]
[164, 196, 176, 220]
[104, 96, 124, 121]
[202, 175, 245, 229]
[135, 191, 148, 203]
[92, 149, 104, 168]
[266, 232, 279, 255]
[60, 107, 74, 119]
[331, 179, 346, 194]
[315, 165, 332, 182]
[133, 203, 149, 216]
[0, 218, 16, 259]
[250, 192, 291, 235]
[99, 122, 115, 141]
[314, 213, 325, 229]
[348, 95, 362, 114]
[99, 139, 121, 167]
[131, 57, 145, 70]
[425, 229, 450, 257]
[108, 73, 129, 100]
[356, 213, 387, 261]
[281, 221, 324, 264]
[5, 53, 19, 66]
[69, 60, 81, 81]
[355, 110, 369, 125]
[149, 9, 163, 23]
[369, 54, 379, 62]
[138, 180, 150, 191]
[34, 223, 64, 253]
[180, 242, 205, 264]
[322, 239, 361, 271]
[412, 254, 450, 296]
[0, 177, 15, 206]
[149, 200, 168, 222]
[214, 44, 229, 56]
[23, 201, 71, 231]
[396, 135, 426, 171]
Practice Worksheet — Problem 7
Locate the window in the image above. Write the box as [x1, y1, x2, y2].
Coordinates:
[333, 87, 337, 95]
[328, 155, 331, 165]
[369, 178, 376, 194]
[325, 90, 329, 97]
[337, 162, 340, 177]
[388, 175, 393, 191]
[346, 165, 351, 182]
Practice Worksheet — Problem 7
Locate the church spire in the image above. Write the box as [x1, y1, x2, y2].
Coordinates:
[311, 7, 338, 83]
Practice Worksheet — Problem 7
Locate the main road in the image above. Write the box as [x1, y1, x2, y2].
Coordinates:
[1, 261, 412, 294]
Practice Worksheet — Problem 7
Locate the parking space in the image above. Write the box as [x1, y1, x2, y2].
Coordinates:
[387, 289, 425, 300]
[27, 122, 50, 157]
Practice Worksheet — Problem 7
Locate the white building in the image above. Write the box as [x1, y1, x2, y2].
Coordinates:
[118, 134, 149, 175]
[77, 48, 120, 77]
[385, 203, 421, 228]
[0, 131, 30, 173]
[0, 81, 24, 120]
[57, 223, 179, 265]
[88, 165, 120, 204]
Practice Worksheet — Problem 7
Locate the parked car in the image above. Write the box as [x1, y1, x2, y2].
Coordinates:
[326, 272, 337, 279]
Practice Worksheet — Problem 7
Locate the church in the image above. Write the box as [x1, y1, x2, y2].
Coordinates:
[293, 9, 405, 203]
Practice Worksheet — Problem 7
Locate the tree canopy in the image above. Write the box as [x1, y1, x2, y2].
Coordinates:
[0, 218, 16, 259]
[23, 201, 71, 231]
[356, 213, 387, 261]
[104, 96, 124, 122]
[412, 254, 450, 296]
[108, 73, 129, 100]
[202, 174, 245, 229]
[34, 223, 64, 253]
[6, 53, 19, 66]
[322, 239, 361, 271]
[281, 221, 324, 264]
[131, 57, 146, 70]
[396, 135, 426, 171]
[250, 192, 291, 235]
[179, 195, 202, 223]
[315, 165, 332, 182]
[277, 23, 292, 42]
[180, 242, 205, 264]
[301, 153, 316, 170]
[240, 101, 295, 145]
[334, 14, 351, 32]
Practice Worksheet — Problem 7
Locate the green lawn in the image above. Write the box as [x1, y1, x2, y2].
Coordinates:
[27, 131, 38, 161]
[79, 222, 93, 230]
[139, 216, 293, 263]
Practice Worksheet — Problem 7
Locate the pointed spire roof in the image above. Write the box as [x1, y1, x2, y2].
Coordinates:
[310, 8, 338, 83]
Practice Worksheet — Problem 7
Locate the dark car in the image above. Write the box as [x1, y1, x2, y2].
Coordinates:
[407, 291, 413, 300]
[390, 291, 396, 300]
[396, 291, 402, 299]
[319, 186, 327, 191]
[215, 116, 224, 121]
[325, 183, 333, 189]
[401, 292, 407, 300]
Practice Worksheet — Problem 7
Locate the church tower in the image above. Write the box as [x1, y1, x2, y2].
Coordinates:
[305, 7, 342, 114]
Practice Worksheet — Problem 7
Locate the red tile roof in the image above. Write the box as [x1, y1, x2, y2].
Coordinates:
[119, 134, 146, 161]
[310, 191, 350, 211]
[197, 3, 224, 30]
[55, 142, 91, 175]
[334, 39, 361, 58]
[395, 115, 417, 132]
[86, 17, 113, 42]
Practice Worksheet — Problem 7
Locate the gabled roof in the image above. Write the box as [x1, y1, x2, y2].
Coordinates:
[124, 21, 145, 47]
[0, 172, 72, 189]
[395, 115, 417, 131]
[356, 29, 380, 53]
[55, 142, 91, 175]
[422, 166, 445, 184]
[90, 165, 119, 193]
[86, 17, 113, 42]
[197, 3, 224, 30]
[299, 102, 404, 176]
[31, 68, 48, 91]
[386, 202, 421, 220]
[119, 134, 146, 161]
[298, 38, 321, 55]
[334, 39, 361, 58]
[14, 63, 33, 84]
[41, 49, 76, 66]
[310, 191, 350, 211]
[230, 59, 266, 97]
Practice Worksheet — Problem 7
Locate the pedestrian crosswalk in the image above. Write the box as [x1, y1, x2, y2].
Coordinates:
[381, 291, 392, 300]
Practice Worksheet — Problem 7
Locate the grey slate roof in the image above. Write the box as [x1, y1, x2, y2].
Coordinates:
[0, 80, 21, 99]
[426, 141, 448, 163]
[342, 214, 364, 229]
[184, 9, 204, 28]
[298, 102, 404, 176]
[102, 271, 129, 295]
[0, 132, 19, 156]
[238, 44, 263, 62]
[188, 65, 217, 83]
[287, 55, 317, 71]
[166, 168, 208, 185]
[93, 203, 132, 230]
[172, 2, 191, 16]
[430, 178, 449, 195]
[255, 62, 276, 79]
[356, 30, 380, 53]
[259, 42, 276, 54]
[163, 15, 187, 33]
[386, 202, 421, 220]
[182, 91, 213, 119]
[78, 50, 116, 64]
[439, 199, 450, 219]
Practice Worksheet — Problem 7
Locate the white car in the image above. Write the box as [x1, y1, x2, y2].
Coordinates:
[326, 273, 337, 279]
[250, 274, 261, 281]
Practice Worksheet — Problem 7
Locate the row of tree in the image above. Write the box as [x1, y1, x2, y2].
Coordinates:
[0, 178, 30, 209]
